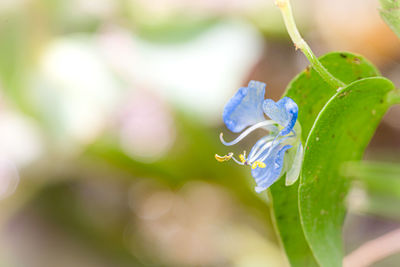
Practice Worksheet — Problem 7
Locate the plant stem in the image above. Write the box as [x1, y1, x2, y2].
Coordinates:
[275, 0, 345, 89]
[344, 228, 400, 267]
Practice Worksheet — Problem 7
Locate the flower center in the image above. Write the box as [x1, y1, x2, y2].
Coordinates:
[216, 119, 297, 170]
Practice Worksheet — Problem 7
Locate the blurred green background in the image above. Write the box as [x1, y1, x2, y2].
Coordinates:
[0, 0, 399, 266]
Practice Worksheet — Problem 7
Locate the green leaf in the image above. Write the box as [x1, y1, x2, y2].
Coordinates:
[299, 77, 395, 267]
[379, 0, 400, 38]
[269, 52, 380, 266]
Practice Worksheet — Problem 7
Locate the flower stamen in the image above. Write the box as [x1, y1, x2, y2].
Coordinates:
[231, 156, 246, 165]
[215, 153, 233, 162]
[251, 161, 266, 169]
[239, 151, 247, 164]
[220, 120, 277, 146]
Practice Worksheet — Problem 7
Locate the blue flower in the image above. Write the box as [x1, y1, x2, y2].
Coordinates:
[216, 80, 303, 193]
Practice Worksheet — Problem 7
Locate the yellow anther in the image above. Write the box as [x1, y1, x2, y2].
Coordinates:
[275, 0, 287, 8]
[239, 154, 246, 163]
[258, 162, 266, 168]
[251, 161, 266, 169]
[251, 162, 258, 169]
[215, 153, 233, 162]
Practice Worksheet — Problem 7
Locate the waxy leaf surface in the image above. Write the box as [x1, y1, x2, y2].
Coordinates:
[299, 77, 395, 267]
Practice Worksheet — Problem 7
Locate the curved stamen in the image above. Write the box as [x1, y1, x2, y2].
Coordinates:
[215, 153, 233, 162]
[220, 120, 277, 146]
[232, 155, 246, 165]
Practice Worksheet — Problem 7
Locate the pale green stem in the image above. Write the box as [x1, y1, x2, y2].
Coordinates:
[275, 0, 345, 89]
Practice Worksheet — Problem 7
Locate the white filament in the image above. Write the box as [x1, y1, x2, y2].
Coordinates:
[231, 156, 246, 165]
[220, 120, 277, 146]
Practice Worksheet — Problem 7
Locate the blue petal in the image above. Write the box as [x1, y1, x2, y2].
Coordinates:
[251, 144, 292, 193]
[223, 81, 266, 133]
[263, 97, 298, 135]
